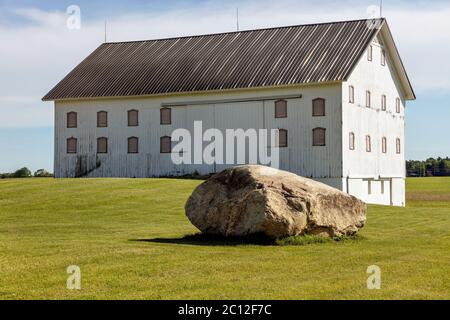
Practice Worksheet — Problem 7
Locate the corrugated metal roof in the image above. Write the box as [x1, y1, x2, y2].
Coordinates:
[43, 19, 384, 101]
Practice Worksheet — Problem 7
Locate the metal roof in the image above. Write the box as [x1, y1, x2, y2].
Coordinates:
[43, 19, 393, 101]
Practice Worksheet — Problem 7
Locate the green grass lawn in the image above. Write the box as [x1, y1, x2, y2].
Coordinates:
[0, 177, 449, 300]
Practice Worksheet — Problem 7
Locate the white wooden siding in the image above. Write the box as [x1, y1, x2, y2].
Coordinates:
[54, 85, 342, 180]
[342, 34, 406, 206]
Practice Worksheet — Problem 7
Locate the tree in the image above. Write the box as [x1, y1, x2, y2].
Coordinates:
[406, 158, 450, 177]
[13, 167, 32, 178]
[34, 169, 53, 177]
[439, 159, 450, 176]
[406, 160, 427, 177]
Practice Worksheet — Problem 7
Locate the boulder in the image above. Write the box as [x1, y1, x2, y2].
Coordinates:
[185, 165, 366, 238]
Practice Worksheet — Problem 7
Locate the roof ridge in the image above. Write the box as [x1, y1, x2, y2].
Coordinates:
[104, 18, 385, 45]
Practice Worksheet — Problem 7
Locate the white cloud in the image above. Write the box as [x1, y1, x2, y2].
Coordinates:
[0, 96, 41, 103]
[13, 7, 67, 27]
[384, 5, 450, 92]
[0, 97, 53, 128]
[0, 1, 449, 128]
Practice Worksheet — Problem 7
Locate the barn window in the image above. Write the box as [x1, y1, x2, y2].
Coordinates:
[160, 107, 171, 125]
[382, 137, 387, 154]
[275, 100, 287, 118]
[313, 128, 326, 146]
[160, 136, 172, 153]
[67, 137, 77, 154]
[381, 180, 385, 194]
[396, 98, 401, 113]
[278, 129, 288, 147]
[366, 91, 371, 108]
[128, 109, 139, 126]
[128, 137, 139, 154]
[368, 45, 373, 61]
[381, 49, 386, 66]
[368, 180, 372, 195]
[97, 137, 108, 154]
[312, 98, 325, 117]
[97, 111, 108, 127]
[349, 86, 355, 104]
[67, 112, 77, 128]
[381, 95, 387, 111]
[349, 132, 355, 150]
[396, 138, 401, 154]
[366, 135, 372, 152]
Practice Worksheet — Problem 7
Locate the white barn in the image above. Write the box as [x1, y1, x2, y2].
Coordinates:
[43, 19, 415, 206]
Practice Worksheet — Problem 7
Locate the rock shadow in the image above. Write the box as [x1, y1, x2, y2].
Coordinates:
[130, 233, 277, 247]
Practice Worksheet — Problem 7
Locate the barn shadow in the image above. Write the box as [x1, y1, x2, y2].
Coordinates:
[130, 233, 277, 247]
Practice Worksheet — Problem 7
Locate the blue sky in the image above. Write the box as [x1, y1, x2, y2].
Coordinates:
[0, 0, 449, 172]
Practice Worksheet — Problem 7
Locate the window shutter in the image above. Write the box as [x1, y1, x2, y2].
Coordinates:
[275, 100, 287, 118]
[381, 95, 386, 111]
[160, 108, 171, 125]
[97, 137, 108, 154]
[97, 111, 108, 127]
[349, 132, 355, 150]
[67, 138, 77, 154]
[160, 136, 172, 153]
[67, 112, 77, 128]
[366, 135, 371, 152]
[128, 110, 139, 126]
[382, 137, 387, 153]
[349, 86, 354, 104]
[313, 128, 326, 146]
[128, 137, 138, 154]
[278, 129, 288, 147]
[312, 98, 325, 116]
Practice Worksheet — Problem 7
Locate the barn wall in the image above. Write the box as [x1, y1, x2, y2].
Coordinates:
[54, 84, 343, 181]
[342, 34, 406, 206]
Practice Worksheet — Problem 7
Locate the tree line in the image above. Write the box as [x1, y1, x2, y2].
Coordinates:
[0, 168, 53, 179]
[406, 157, 450, 177]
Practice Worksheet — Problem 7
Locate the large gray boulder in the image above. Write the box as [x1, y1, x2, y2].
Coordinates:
[185, 165, 366, 238]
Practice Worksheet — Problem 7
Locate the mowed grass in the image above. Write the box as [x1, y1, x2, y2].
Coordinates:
[0, 177, 449, 300]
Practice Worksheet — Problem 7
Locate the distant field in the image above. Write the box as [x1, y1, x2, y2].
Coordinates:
[0, 177, 449, 300]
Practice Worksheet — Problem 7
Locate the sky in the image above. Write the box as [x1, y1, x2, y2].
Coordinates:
[0, 0, 449, 172]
